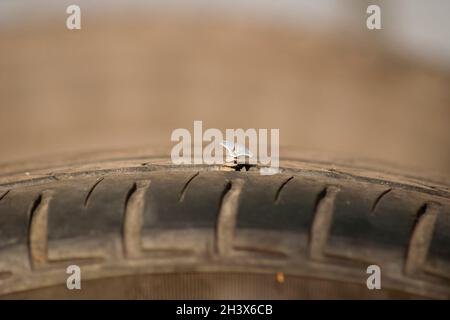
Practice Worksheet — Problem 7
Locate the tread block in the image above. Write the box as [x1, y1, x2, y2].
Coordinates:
[326, 184, 425, 261]
[47, 177, 133, 242]
[142, 171, 231, 230]
[426, 208, 450, 274]
[0, 187, 40, 249]
[236, 175, 324, 232]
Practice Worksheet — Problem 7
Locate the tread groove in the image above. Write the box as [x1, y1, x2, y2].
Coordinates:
[309, 186, 339, 260]
[405, 202, 440, 276]
[84, 177, 104, 207]
[179, 172, 200, 202]
[274, 176, 294, 205]
[123, 180, 151, 258]
[216, 179, 244, 255]
[371, 188, 392, 212]
[0, 189, 9, 202]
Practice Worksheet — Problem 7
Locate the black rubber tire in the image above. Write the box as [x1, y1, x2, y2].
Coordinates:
[0, 155, 449, 299]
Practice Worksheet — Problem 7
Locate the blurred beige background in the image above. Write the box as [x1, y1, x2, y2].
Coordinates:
[0, 1, 449, 178]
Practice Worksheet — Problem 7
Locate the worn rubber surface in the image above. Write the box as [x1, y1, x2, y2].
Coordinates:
[0, 156, 449, 299]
